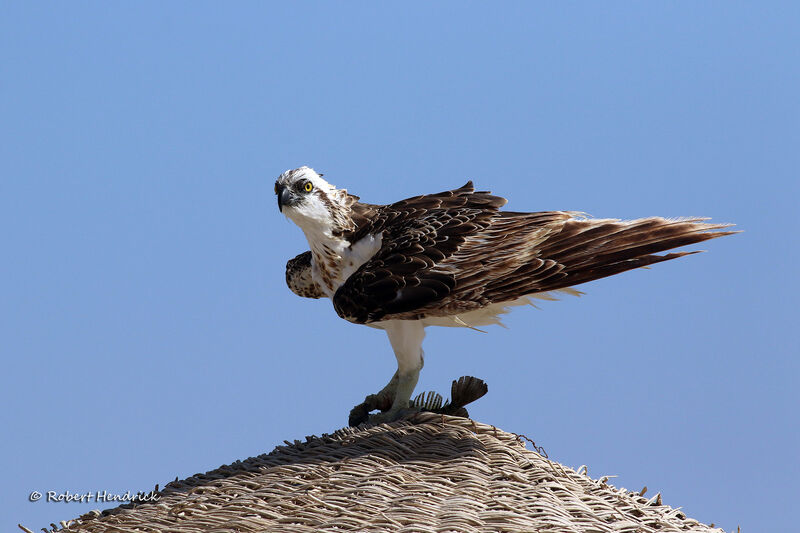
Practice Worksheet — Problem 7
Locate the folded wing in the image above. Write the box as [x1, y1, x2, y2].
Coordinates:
[334, 185, 735, 324]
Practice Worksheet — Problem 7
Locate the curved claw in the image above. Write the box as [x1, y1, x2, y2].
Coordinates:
[348, 391, 396, 426]
[348, 401, 372, 427]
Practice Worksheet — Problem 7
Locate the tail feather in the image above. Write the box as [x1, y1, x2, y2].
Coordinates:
[553, 250, 701, 289]
[545, 217, 725, 261]
[533, 216, 736, 292]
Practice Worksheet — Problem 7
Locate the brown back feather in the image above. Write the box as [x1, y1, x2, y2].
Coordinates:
[332, 183, 736, 324]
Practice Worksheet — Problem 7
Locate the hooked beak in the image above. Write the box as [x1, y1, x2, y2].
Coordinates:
[276, 185, 293, 213]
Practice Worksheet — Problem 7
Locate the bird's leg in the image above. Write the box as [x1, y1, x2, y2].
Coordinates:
[373, 371, 399, 407]
[356, 371, 398, 414]
[389, 360, 422, 411]
[348, 371, 396, 426]
[352, 362, 422, 426]
[367, 320, 425, 424]
[348, 321, 427, 426]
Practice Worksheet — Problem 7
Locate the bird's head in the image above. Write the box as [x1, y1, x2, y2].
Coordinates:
[275, 166, 353, 235]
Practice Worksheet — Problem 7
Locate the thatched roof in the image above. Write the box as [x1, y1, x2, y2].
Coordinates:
[28, 414, 724, 533]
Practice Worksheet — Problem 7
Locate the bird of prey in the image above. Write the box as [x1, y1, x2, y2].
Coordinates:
[275, 166, 735, 424]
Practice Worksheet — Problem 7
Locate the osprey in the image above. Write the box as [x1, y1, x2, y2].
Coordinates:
[275, 166, 734, 424]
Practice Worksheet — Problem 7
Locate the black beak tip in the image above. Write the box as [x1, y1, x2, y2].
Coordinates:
[277, 185, 292, 213]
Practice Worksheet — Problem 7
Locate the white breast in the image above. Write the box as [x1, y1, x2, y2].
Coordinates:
[341, 233, 383, 282]
[309, 232, 383, 298]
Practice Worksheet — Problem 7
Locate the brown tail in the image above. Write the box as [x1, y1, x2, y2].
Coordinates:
[534, 216, 737, 291]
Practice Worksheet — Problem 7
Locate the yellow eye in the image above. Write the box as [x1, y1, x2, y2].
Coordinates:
[304, 182, 313, 192]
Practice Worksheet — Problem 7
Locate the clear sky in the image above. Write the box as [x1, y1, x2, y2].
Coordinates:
[2, 2, 798, 531]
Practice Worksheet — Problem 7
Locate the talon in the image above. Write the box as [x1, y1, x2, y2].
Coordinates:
[348, 402, 371, 427]
[348, 392, 395, 427]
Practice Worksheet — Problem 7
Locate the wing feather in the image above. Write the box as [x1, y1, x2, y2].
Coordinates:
[333, 183, 736, 324]
[285, 251, 324, 299]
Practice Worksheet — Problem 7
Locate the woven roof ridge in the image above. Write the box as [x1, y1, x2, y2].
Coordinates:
[25, 413, 727, 533]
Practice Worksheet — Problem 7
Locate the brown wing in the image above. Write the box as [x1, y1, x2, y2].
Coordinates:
[342, 181, 507, 243]
[285, 251, 324, 299]
[334, 201, 735, 324]
[333, 208, 494, 323]
[332, 182, 507, 323]
[444, 214, 736, 311]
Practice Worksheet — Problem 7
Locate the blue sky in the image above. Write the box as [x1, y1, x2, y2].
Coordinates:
[2, 2, 798, 531]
